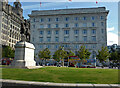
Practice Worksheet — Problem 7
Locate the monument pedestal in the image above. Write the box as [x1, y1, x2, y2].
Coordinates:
[10, 41, 36, 69]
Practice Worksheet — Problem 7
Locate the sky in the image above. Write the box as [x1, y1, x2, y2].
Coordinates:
[8, 1, 119, 46]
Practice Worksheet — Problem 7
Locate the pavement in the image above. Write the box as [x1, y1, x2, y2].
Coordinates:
[96, 67, 119, 69]
[1, 66, 119, 70]
[0, 79, 120, 88]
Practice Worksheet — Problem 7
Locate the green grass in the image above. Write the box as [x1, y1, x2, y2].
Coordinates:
[1, 67, 119, 84]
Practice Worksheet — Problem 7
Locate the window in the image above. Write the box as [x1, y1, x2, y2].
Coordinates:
[101, 29, 104, 33]
[65, 17, 69, 21]
[92, 44, 96, 49]
[75, 23, 78, 27]
[47, 37, 51, 42]
[3, 13, 4, 16]
[40, 24, 44, 28]
[84, 45, 88, 49]
[56, 24, 59, 28]
[100, 16, 104, 20]
[64, 36, 69, 42]
[47, 24, 51, 28]
[33, 18, 35, 22]
[55, 37, 59, 42]
[40, 37, 43, 42]
[46, 45, 51, 49]
[2, 24, 4, 28]
[102, 36, 104, 41]
[40, 31, 43, 35]
[83, 29, 87, 34]
[92, 23, 95, 27]
[48, 18, 51, 22]
[92, 29, 96, 34]
[64, 30, 69, 34]
[64, 44, 69, 48]
[64, 37, 66, 42]
[83, 17, 86, 20]
[56, 18, 59, 21]
[55, 30, 59, 34]
[40, 18, 44, 22]
[92, 36, 96, 42]
[75, 36, 78, 42]
[91, 16, 95, 20]
[75, 45, 79, 49]
[101, 22, 104, 26]
[83, 23, 87, 27]
[74, 30, 79, 34]
[83, 36, 87, 42]
[47, 30, 51, 34]
[33, 25, 35, 28]
[65, 24, 69, 27]
[75, 17, 78, 21]
[40, 45, 43, 49]
[55, 45, 59, 49]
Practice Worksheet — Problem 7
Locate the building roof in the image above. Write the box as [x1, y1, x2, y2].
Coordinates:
[29, 7, 109, 17]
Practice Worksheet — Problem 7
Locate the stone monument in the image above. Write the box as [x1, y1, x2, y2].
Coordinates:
[10, 34, 36, 69]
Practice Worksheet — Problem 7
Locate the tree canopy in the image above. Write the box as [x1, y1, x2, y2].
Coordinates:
[109, 51, 120, 63]
[53, 46, 67, 61]
[38, 48, 51, 60]
[77, 45, 91, 60]
[96, 46, 110, 62]
[67, 50, 75, 57]
[2, 46, 15, 58]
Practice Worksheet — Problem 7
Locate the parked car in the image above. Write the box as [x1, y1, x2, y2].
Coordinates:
[68, 63, 75, 67]
[2, 58, 14, 65]
[80, 65, 96, 68]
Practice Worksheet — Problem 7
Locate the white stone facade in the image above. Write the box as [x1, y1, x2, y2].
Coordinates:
[29, 7, 109, 59]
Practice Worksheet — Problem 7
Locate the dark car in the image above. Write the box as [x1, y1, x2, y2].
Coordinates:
[2, 58, 14, 65]
[69, 63, 75, 67]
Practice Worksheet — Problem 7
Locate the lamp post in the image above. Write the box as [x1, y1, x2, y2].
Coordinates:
[68, 56, 69, 67]
[59, 46, 64, 67]
[62, 46, 64, 67]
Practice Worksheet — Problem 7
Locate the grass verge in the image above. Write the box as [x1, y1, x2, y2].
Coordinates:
[1, 67, 119, 84]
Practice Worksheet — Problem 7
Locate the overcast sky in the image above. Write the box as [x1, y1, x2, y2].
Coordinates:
[9, 1, 119, 45]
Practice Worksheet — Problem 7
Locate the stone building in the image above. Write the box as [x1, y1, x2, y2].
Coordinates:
[29, 7, 109, 58]
[0, 0, 30, 49]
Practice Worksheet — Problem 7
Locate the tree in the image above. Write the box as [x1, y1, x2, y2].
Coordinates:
[96, 46, 110, 63]
[38, 48, 51, 65]
[67, 50, 75, 57]
[53, 46, 67, 62]
[2, 46, 15, 58]
[109, 51, 120, 63]
[77, 45, 91, 60]
[85, 49, 91, 59]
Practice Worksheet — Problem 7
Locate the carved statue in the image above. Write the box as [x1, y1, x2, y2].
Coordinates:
[21, 21, 30, 42]
[21, 34, 26, 42]
[14, 0, 21, 8]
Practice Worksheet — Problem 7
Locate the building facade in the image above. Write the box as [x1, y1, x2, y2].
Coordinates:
[0, 0, 30, 49]
[29, 7, 109, 58]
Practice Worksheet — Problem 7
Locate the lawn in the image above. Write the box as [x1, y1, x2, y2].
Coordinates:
[1, 67, 119, 84]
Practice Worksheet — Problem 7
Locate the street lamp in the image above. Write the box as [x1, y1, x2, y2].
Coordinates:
[62, 46, 64, 67]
